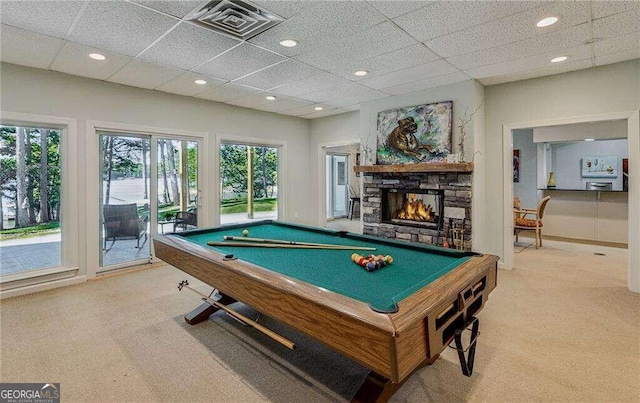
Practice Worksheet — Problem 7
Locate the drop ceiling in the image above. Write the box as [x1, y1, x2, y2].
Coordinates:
[0, 0, 638, 119]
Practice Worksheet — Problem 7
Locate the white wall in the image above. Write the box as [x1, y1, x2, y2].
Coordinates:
[0, 62, 312, 278]
[533, 119, 628, 142]
[485, 59, 639, 259]
[513, 129, 538, 209]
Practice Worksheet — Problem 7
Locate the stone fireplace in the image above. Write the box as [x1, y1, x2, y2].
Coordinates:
[355, 163, 473, 250]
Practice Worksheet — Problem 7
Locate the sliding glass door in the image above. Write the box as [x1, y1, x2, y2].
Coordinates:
[99, 133, 200, 270]
[220, 142, 278, 224]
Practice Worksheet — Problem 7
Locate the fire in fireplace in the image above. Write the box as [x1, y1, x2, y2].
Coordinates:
[382, 189, 444, 230]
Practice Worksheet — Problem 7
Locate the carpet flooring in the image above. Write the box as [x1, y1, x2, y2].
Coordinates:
[1, 238, 638, 402]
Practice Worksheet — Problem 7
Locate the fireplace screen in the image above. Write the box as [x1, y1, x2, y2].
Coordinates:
[382, 189, 444, 230]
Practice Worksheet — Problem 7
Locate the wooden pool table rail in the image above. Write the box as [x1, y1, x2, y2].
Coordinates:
[153, 233, 498, 385]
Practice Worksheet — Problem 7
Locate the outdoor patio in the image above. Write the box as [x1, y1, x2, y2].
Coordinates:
[1, 212, 278, 276]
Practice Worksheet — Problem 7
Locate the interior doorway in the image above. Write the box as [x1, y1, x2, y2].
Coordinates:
[503, 111, 639, 293]
[322, 142, 360, 233]
[326, 153, 349, 219]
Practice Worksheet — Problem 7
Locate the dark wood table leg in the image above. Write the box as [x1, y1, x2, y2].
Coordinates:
[351, 354, 440, 403]
[184, 292, 236, 325]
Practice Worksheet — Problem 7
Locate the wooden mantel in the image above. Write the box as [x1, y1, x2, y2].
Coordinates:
[354, 162, 473, 173]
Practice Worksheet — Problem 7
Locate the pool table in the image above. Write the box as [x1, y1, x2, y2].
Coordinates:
[153, 221, 498, 400]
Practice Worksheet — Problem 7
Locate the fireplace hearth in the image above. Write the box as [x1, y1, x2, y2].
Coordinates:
[382, 189, 444, 230]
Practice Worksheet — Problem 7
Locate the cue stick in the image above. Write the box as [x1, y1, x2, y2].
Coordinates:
[222, 235, 376, 251]
[209, 241, 375, 250]
[178, 281, 296, 350]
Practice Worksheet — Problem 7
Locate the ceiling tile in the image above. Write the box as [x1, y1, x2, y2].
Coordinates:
[254, 98, 314, 113]
[156, 72, 226, 97]
[479, 58, 593, 86]
[195, 83, 261, 102]
[302, 82, 375, 103]
[324, 90, 389, 108]
[248, 1, 386, 56]
[593, 9, 640, 40]
[594, 32, 639, 57]
[381, 71, 469, 95]
[299, 108, 350, 119]
[226, 92, 277, 108]
[330, 43, 441, 81]
[0, 25, 63, 69]
[465, 45, 591, 79]
[271, 73, 353, 97]
[394, 1, 544, 42]
[50, 42, 132, 80]
[446, 24, 590, 71]
[279, 103, 336, 117]
[595, 48, 640, 67]
[68, 1, 178, 57]
[425, 1, 590, 58]
[194, 43, 286, 81]
[367, 1, 433, 19]
[0, 0, 84, 38]
[139, 22, 241, 71]
[592, 0, 639, 19]
[234, 59, 322, 90]
[130, 1, 203, 18]
[107, 59, 183, 89]
[295, 21, 417, 70]
[250, 0, 312, 18]
[357, 59, 457, 90]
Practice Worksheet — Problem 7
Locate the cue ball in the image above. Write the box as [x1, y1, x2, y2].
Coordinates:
[242, 229, 249, 236]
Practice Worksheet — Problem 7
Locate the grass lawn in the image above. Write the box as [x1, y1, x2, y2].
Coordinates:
[221, 198, 276, 214]
[0, 222, 61, 241]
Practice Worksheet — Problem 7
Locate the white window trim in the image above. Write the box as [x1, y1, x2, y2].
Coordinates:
[0, 111, 81, 298]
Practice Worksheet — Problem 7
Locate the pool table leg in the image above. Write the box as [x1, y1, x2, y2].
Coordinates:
[184, 292, 237, 325]
[351, 354, 440, 403]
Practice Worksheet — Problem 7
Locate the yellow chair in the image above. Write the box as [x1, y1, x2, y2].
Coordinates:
[514, 196, 551, 249]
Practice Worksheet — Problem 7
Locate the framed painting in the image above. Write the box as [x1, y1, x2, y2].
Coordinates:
[513, 149, 520, 182]
[581, 156, 618, 178]
[376, 101, 452, 165]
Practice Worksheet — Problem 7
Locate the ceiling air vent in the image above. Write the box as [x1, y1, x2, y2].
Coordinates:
[187, 0, 284, 40]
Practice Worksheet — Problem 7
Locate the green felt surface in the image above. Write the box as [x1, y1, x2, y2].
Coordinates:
[179, 222, 471, 312]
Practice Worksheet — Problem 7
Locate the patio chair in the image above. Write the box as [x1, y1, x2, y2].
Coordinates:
[173, 210, 197, 231]
[103, 203, 148, 251]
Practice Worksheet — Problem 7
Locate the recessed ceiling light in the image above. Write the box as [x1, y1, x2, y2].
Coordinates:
[266, 95, 276, 100]
[314, 106, 323, 111]
[194, 79, 207, 85]
[551, 56, 568, 63]
[279, 39, 297, 47]
[584, 138, 595, 141]
[89, 53, 106, 61]
[536, 16, 558, 27]
[354, 70, 368, 76]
